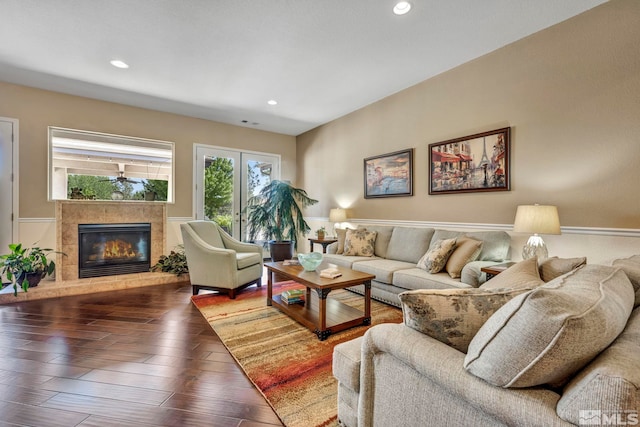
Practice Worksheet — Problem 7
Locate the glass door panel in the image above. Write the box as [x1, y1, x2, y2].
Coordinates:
[195, 145, 279, 241]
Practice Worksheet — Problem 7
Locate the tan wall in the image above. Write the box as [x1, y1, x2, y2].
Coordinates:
[297, 0, 640, 230]
[0, 82, 296, 219]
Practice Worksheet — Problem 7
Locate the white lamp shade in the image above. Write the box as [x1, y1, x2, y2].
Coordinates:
[513, 205, 561, 235]
[329, 208, 347, 223]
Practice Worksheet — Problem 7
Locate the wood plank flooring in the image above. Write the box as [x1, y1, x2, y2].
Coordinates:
[0, 281, 283, 427]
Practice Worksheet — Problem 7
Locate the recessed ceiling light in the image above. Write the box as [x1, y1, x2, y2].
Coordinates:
[267, 99, 278, 106]
[393, 1, 411, 15]
[110, 59, 129, 69]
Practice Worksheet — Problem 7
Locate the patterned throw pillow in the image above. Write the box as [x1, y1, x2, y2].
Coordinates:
[480, 257, 544, 290]
[399, 288, 531, 353]
[416, 238, 457, 273]
[343, 229, 377, 257]
[538, 256, 587, 282]
[445, 237, 483, 279]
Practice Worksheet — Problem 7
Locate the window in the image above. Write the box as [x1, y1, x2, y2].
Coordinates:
[49, 127, 174, 202]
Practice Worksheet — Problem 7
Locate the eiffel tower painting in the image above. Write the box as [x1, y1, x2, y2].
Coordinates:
[429, 127, 510, 195]
[478, 137, 490, 168]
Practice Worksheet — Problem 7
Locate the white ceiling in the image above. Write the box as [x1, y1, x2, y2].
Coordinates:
[0, 0, 607, 136]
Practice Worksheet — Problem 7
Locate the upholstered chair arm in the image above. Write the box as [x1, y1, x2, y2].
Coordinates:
[219, 231, 262, 255]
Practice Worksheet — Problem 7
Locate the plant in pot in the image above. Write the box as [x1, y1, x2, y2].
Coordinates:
[316, 226, 326, 240]
[150, 245, 189, 276]
[1, 243, 61, 296]
[245, 180, 318, 261]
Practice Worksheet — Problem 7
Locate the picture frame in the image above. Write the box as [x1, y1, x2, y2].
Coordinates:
[429, 127, 510, 195]
[364, 148, 413, 198]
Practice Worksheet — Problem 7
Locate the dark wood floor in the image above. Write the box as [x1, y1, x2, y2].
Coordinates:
[0, 282, 283, 427]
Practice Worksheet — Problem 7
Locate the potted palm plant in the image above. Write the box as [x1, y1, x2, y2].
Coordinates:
[245, 180, 318, 261]
[1, 243, 60, 296]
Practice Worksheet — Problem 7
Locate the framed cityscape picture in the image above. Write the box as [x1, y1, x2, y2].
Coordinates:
[364, 148, 413, 198]
[429, 127, 510, 195]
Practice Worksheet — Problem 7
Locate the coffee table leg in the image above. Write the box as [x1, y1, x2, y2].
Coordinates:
[267, 269, 273, 306]
[315, 288, 331, 341]
[363, 280, 372, 325]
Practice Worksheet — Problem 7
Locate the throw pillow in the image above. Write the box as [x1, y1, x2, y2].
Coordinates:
[480, 257, 544, 290]
[335, 228, 350, 254]
[538, 256, 587, 282]
[612, 255, 640, 308]
[416, 238, 457, 274]
[445, 237, 483, 279]
[343, 229, 377, 257]
[464, 265, 635, 388]
[399, 287, 531, 353]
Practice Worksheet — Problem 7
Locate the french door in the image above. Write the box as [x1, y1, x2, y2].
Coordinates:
[194, 145, 280, 241]
[0, 118, 17, 255]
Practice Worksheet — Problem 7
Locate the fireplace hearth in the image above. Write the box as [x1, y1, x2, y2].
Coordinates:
[78, 223, 151, 278]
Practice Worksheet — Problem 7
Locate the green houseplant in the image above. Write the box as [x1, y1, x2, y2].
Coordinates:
[245, 180, 318, 261]
[150, 246, 189, 276]
[1, 243, 60, 296]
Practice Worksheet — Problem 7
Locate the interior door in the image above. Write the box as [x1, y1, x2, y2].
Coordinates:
[0, 118, 16, 256]
[194, 145, 280, 241]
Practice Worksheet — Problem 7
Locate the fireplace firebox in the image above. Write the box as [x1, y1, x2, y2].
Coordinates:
[78, 223, 151, 278]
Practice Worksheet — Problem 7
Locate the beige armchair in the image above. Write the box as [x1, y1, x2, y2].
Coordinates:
[180, 220, 263, 298]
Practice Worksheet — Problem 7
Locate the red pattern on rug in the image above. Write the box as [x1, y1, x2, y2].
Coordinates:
[192, 281, 403, 427]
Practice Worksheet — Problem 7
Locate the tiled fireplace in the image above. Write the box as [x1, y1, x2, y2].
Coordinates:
[55, 201, 166, 281]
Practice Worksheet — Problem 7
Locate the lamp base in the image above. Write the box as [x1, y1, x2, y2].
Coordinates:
[522, 234, 548, 260]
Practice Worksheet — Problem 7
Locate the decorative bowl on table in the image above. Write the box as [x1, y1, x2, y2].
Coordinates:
[297, 252, 323, 271]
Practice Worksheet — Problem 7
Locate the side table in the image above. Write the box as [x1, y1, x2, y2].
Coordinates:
[308, 238, 338, 253]
[481, 262, 516, 281]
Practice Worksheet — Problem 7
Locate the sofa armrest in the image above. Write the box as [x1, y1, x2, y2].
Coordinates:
[327, 241, 338, 254]
[359, 323, 569, 427]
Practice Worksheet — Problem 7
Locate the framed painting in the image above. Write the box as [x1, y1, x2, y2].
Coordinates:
[364, 148, 413, 198]
[429, 127, 510, 195]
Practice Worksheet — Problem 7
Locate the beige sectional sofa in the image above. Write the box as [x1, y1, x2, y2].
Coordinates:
[333, 259, 640, 427]
[323, 225, 511, 307]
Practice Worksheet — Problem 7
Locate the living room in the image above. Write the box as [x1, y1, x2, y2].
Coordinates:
[0, 1, 639, 425]
[1, 0, 638, 269]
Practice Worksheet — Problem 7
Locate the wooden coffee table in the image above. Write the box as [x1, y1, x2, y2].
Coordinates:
[265, 261, 374, 340]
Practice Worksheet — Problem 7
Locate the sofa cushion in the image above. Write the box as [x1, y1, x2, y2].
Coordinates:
[445, 237, 483, 279]
[538, 256, 587, 282]
[399, 287, 531, 353]
[612, 254, 640, 308]
[417, 238, 457, 274]
[323, 253, 380, 268]
[393, 268, 473, 291]
[464, 265, 635, 388]
[352, 259, 416, 284]
[556, 307, 640, 425]
[466, 231, 511, 262]
[480, 258, 544, 291]
[386, 227, 435, 264]
[358, 225, 394, 258]
[343, 229, 377, 257]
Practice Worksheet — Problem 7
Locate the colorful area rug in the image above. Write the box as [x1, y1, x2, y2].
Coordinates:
[191, 281, 403, 427]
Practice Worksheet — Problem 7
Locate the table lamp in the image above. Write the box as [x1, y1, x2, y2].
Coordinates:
[513, 204, 561, 260]
[329, 208, 347, 237]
